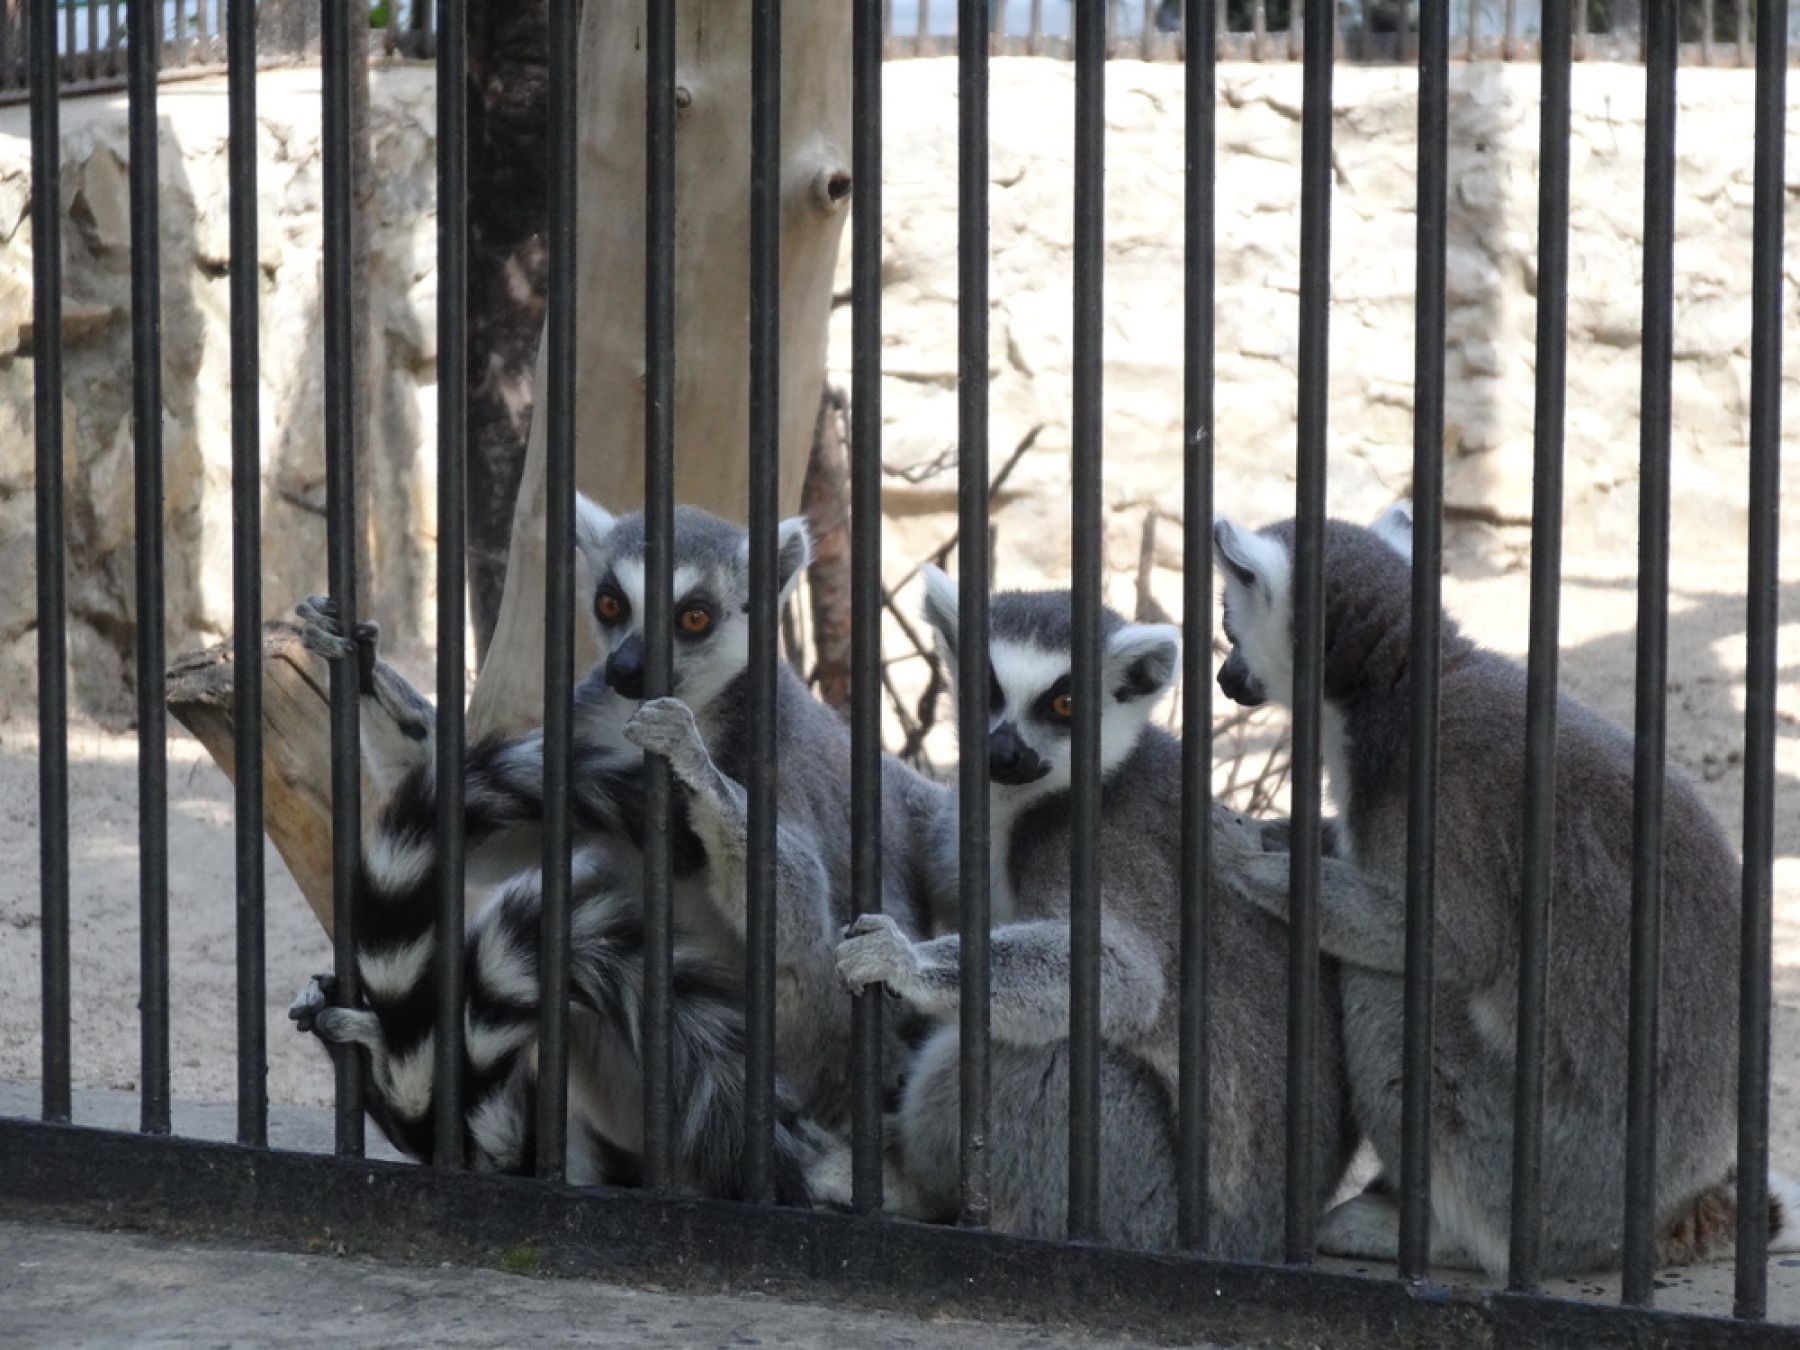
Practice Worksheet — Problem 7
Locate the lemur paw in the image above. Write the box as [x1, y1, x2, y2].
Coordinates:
[296, 595, 380, 690]
[287, 972, 339, 1035]
[623, 697, 711, 785]
[836, 913, 921, 998]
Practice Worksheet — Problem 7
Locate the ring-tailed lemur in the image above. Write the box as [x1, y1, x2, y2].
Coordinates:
[288, 595, 813, 1200]
[833, 573, 1353, 1254]
[293, 498, 942, 1191]
[1210, 507, 1800, 1273]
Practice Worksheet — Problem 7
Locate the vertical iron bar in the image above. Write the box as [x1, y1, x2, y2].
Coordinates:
[432, 0, 468, 1170]
[1504, 0, 1518, 56]
[1734, 0, 1786, 1318]
[1736, 0, 1749, 64]
[321, 0, 364, 1158]
[1068, 0, 1104, 1245]
[128, 0, 170, 1138]
[1176, 0, 1216, 1255]
[640, 0, 677, 1194]
[227, 0, 266, 1149]
[1285, 0, 1334, 1266]
[849, 0, 886, 1214]
[1399, 0, 1449, 1285]
[1704, 0, 1717, 62]
[1507, 0, 1571, 1294]
[85, 0, 97, 82]
[744, 0, 782, 1205]
[1253, 0, 1266, 59]
[1030, 0, 1045, 52]
[1621, 0, 1677, 1305]
[535, 0, 578, 1184]
[1289, 0, 1303, 59]
[917, 0, 929, 51]
[957, 0, 992, 1230]
[108, 0, 120, 76]
[196, 0, 207, 50]
[64, 0, 75, 78]
[31, 0, 70, 1128]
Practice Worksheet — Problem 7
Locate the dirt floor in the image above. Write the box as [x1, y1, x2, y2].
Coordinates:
[0, 531, 1796, 1175]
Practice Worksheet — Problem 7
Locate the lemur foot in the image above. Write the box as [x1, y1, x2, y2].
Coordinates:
[287, 972, 339, 1035]
[288, 971, 383, 1052]
[836, 913, 921, 998]
[623, 697, 715, 791]
[296, 595, 381, 693]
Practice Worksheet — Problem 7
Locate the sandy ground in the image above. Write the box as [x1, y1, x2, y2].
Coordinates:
[0, 537, 1796, 1175]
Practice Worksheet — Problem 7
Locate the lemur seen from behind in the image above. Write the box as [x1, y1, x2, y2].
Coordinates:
[291, 499, 942, 1195]
[1210, 506, 1800, 1273]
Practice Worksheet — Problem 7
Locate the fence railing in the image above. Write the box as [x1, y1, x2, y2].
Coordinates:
[0, 0, 436, 100]
[3, 0, 1795, 1347]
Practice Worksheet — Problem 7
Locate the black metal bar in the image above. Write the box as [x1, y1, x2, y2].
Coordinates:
[957, 0, 992, 1230]
[86, 0, 98, 81]
[108, 0, 120, 75]
[1734, 0, 1787, 1318]
[535, 0, 578, 1184]
[1735, 0, 1748, 64]
[1620, 0, 1677, 1305]
[64, 0, 75, 76]
[227, 0, 266, 1150]
[321, 0, 364, 1158]
[128, 0, 170, 1139]
[1252, 0, 1266, 57]
[744, 0, 782, 1205]
[849, 0, 886, 1215]
[1176, 0, 1216, 1256]
[30, 0, 70, 1129]
[1285, 0, 1334, 1266]
[1068, 0, 1104, 1245]
[640, 0, 676, 1195]
[1398, 0, 1448, 1285]
[1507, 0, 1571, 1295]
[431, 0, 468, 1170]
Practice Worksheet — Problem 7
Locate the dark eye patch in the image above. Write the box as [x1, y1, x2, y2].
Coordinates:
[988, 667, 1003, 715]
[1030, 674, 1073, 728]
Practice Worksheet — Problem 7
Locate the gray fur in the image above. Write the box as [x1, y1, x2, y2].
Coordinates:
[840, 580, 1352, 1256]
[1212, 509, 1792, 1273]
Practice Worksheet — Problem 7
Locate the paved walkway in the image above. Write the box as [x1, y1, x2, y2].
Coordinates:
[0, 1219, 1191, 1350]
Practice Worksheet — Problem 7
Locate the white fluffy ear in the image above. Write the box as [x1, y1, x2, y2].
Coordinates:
[573, 494, 617, 579]
[1370, 500, 1414, 564]
[918, 563, 960, 675]
[775, 516, 814, 606]
[1106, 623, 1180, 703]
[1213, 517, 1280, 591]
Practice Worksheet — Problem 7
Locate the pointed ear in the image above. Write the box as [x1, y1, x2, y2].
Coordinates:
[918, 563, 960, 673]
[1212, 518, 1264, 590]
[1106, 623, 1181, 703]
[1370, 500, 1414, 564]
[574, 494, 617, 581]
[775, 516, 813, 607]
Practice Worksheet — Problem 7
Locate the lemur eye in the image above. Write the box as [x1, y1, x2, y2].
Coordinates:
[595, 590, 627, 623]
[1051, 693, 1073, 719]
[678, 605, 713, 635]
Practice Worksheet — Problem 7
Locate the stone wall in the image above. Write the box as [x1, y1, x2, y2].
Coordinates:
[0, 67, 440, 723]
[839, 59, 1800, 615]
[3, 58, 1797, 721]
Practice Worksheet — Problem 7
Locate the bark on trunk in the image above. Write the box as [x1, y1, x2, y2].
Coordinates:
[465, 0, 550, 657]
[465, 1, 854, 741]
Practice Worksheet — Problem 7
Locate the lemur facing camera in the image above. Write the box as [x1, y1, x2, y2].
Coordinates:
[291, 499, 943, 1197]
[1210, 505, 1800, 1274]
[834, 573, 1354, 1255]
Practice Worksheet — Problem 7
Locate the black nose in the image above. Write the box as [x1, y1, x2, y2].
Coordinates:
[1217, 649, 1265, 708]
[989, 723, 1049, 787]
[605, 633, 645, 700]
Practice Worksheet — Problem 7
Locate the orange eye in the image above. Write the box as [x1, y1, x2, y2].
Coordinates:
[678, 606, 713, 636]
[1051, 693, 1073, 719]
[595, 591, 625, 623]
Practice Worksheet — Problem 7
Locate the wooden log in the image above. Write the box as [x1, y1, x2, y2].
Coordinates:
[466, 1, 854, 741]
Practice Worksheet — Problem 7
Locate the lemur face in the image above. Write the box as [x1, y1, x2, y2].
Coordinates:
[1211, 502, 1413, 711]
[574, 496, 811, 716]
[918, 566, 1181, 809]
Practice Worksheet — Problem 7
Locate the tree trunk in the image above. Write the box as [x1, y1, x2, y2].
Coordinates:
[465, 0, 550, 658]
[465, 1, 854, 741]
